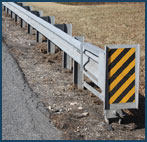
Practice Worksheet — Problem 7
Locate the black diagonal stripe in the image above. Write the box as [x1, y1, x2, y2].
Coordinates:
[108, 48, 131, 72]
[127, 93, 135, 103]
[109, 52, 135, 84]
[109, 66, 135, 98]
[112, 80, 135, 104]
[108, 49, 117, 58]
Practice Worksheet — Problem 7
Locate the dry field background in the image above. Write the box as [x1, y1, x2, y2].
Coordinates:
[25, 2, 145, 96]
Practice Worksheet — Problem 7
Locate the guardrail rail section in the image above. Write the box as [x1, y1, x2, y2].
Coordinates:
[2, 2, 140, 124]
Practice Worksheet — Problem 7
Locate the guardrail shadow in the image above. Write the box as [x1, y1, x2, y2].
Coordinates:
[85, 81, 145, 129]
[122, 93, 145, 129]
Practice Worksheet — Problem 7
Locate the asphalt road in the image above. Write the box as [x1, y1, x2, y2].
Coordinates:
[2, 43, 62, 140]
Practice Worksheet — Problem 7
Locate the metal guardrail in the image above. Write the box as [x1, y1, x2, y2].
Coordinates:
[2, 2, 140, 124]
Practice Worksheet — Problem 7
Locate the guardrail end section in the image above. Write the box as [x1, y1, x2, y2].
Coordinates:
[104, 44, 140, 112]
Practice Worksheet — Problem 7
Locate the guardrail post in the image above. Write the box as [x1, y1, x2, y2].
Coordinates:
[14, 3, 24, 24]
[15, 14, 20, 23]
[48, 23, 69, 54]
[62, 24, 72, 70]
[36, 11, 43, 42]
[73, 36, 84, 89]
[7, 8, 11, 15]
[28, 10, 42, 34]
[3, 5, 5, 11]
[36, 31, 43, 42]
[28, 24, 33, 34]
[20, 18, 25, 28]
[8, 8, 11, 15]
[21, 6, 32, 28]
[5, 7, 7, 13]
[10, 11, 13, 18]
[11, 11, 15, 19]
[47, 23, 73, 69]
[48, 23, 72, 68]
[6, 7, 9, 15]
[38, 16, 55, 51]
[41, 16, 56, 53]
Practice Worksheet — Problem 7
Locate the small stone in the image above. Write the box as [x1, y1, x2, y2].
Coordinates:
[78, 106, 83, 110]
[70, 102, 78, 106]
[48, 106, 52, 110]
[84, 127, 88, 131]
[74, 112, 89, 118]
[66, 108, 72, 112]
[106, 125, 114, 131]
[82, 112, 89, 116]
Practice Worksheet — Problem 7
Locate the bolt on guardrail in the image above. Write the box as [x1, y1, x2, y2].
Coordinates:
[2, 2, 140, 124]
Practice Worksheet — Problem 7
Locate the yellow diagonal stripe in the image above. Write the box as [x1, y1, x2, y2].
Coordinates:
[109, 59, 135, 92]
[133, 100, 135, 103]
[108, 48, 124, 65]
[109, 72, 135, 104]
[119, 86, 135, 103]
[109, 48, 135, 78]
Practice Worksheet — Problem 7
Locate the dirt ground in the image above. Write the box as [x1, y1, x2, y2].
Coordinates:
[2, 2, 145, 140]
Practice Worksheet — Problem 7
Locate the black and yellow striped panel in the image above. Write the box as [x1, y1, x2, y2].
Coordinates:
[108, 48, 136, 104]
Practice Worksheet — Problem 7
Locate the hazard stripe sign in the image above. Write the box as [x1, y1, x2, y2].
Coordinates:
[108, 48, 135, 104]
[105, 45, 140, 110]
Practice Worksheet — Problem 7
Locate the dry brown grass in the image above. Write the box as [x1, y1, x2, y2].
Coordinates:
[25, 3, 144, 49]
[58, 2, 142, 5]
[25, 2, 145, 96]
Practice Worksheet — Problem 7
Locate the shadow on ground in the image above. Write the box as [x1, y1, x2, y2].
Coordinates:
[122, 94, 145, 129]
